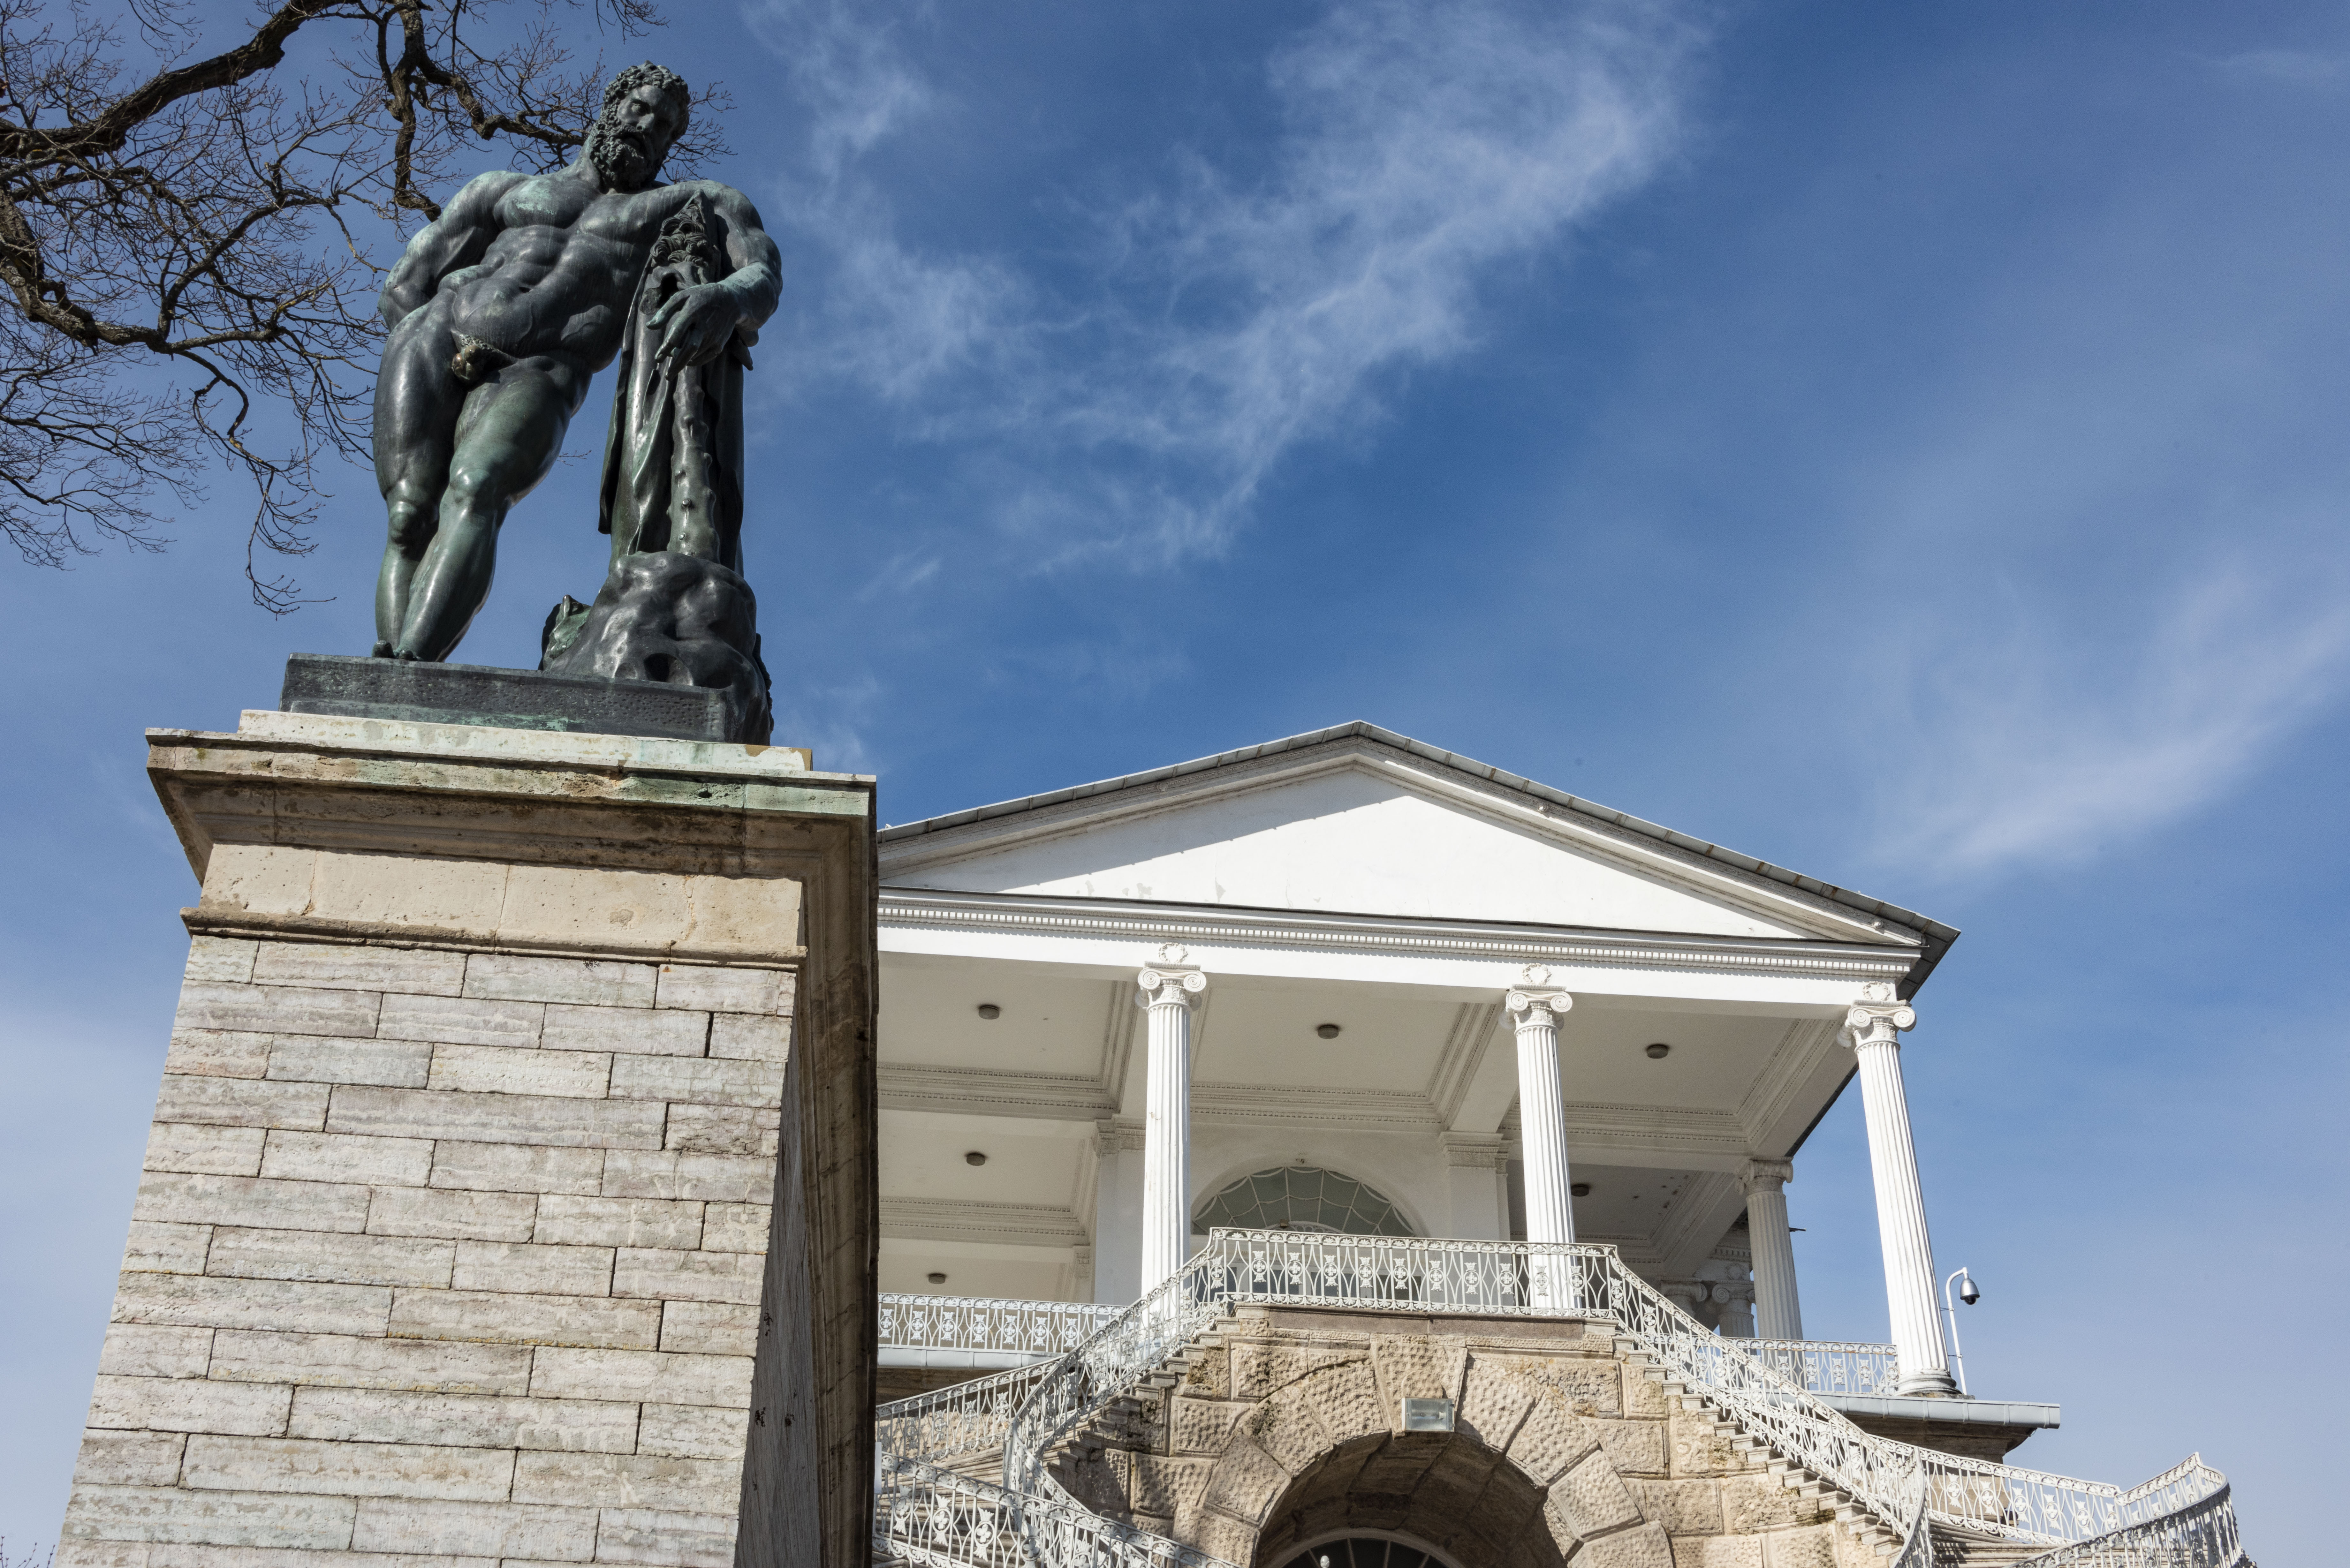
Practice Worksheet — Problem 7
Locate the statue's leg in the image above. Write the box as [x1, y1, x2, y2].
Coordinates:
[372, 314, 463, 656]
[392, 359, 583, 662]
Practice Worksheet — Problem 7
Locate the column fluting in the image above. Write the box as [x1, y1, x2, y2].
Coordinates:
[1846, 994, 1958, 1395]
[1506, 967, 1576, 1308]
[1743, 1158, 1804, 1341]
[1137, 953, 1205, 1288]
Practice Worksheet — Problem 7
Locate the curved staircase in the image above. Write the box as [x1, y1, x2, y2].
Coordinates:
[872, 1232, 2247, 1568]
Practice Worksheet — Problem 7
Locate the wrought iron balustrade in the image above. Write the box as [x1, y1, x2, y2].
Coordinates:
[875, 1360, 1050, 1466]
[881, 1293, 1126, 1358]
[876, 1449, 1224, 1568]
[2006, 1460, 2244, 1568]
[1742, 1337, 1902, 1396]
[872, 1229, 2245, 1568]
[1917, 1449, 2237, 1549]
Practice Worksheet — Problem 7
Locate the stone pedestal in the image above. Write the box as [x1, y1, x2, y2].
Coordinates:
[59, 712, 877, 1568]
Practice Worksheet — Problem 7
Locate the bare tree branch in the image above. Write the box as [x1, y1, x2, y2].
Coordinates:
[0, 0, 728, 609]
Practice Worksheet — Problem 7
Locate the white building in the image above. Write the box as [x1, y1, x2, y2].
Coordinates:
[871, 723, 2057, 1452]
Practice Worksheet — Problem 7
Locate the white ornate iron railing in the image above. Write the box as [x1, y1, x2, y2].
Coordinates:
[1743, 1337, 1902, 1396]
[876, 1450, 1225, 1568]
[873, 1231, 2242, 1568]
[881, 1293, 1126, 1358]
[1916, 1449, 2244, 1558]
[2006, 1459, 2246, 1568]
[876, 1360, 1050, 1466]
[1915, 1447, 2237, 1547]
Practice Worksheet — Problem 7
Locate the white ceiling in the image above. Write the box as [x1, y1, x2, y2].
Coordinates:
[1190, 976, 1462, 1094]
[878, 952, 1116, 1079]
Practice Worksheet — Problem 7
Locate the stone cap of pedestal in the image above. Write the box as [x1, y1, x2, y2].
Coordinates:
[1817, 1393, 2061, 1429]
[146, 709, 876, 967]
[230, 707, 832, 779]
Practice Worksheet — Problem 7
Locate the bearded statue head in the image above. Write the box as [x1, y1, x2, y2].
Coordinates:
[587, 62, 691, 192]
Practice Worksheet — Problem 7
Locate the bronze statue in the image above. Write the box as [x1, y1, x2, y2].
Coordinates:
[370, 63, 778, 667]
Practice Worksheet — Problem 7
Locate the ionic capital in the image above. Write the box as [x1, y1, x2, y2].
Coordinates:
[1843, 998, 1915, 1050]
[1741, 1157, 1793, 1194]
[1505, 964, 1573, 1030]
[1137, 944, 1206, 1010]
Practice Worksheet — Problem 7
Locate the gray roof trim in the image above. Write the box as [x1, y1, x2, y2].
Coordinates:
[879, 721, 1960, 995]
[1817, 1395, 2060, 1430]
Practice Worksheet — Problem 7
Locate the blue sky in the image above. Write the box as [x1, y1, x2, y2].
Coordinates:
[4, 0, 2345, 1557]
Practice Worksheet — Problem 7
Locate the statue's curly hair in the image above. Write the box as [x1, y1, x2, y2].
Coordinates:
[602, 62, 691, 132]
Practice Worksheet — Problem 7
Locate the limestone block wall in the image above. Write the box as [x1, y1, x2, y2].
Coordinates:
[61, 935, 798, 1568]
[1053, 1307, 1891, 1568]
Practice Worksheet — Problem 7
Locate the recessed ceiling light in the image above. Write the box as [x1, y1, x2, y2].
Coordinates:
[1315, 1023, 1342, 1039]
[1645, 1042, 1671, 1059]
[976, 1004, 1001, 1020]
[1571, 1182, 1592, 1197]
[926, 1271, 947, 1285]
[965, 1151, 988, 1166]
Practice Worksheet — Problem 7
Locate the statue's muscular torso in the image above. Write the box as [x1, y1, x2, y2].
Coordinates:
[380, 168, 763, 374]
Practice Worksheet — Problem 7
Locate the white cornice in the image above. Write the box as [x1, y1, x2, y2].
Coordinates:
[881, 1063, 1114, 1120]
[1190, 1082, 1442, 1131]
[1652, 1170, 1747, 1278]
[881, 1198, 1088, 1248]
[878, 887, 1917, 985]
[886, 1059, 1757, 1161]
[1427, 1003, 1501, 1128]
[1737, 1017, 1844, 1152]
[1567, 1103, 1749, 1155]
[1096, 981, 1139, 1109]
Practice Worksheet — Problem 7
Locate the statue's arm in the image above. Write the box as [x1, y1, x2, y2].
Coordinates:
[377, 172, 524, 329]
[709, 184, 783, 333]
[648, 183, 781, 368]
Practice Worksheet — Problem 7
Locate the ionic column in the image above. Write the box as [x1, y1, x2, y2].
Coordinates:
[1846, 991, 1958, 1395]
[1506, 969, 1575, 1246]
[1089, 1120, 1145, 1305]
[1137, 948, 1206, 1288]
[1506, 968, 1577, 1308]
[1743, 1158, 1803, 1341]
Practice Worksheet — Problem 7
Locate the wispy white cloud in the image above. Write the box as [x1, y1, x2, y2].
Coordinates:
[2206, 48, 2349, 85]
[1871, 562, 2350, 877]
[747, 0, 1699, 563]
[746, 0, 1024, 403]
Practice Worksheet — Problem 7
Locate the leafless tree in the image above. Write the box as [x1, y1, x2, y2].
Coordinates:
[0, 0, 729, 608]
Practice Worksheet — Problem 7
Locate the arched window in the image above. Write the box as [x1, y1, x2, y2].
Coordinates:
[1273, 1537, 1450, 1568]
[1193, 1166, 1416, 1238]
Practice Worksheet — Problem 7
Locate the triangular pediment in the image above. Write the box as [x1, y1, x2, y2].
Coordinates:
[881, 727, 1944, 951]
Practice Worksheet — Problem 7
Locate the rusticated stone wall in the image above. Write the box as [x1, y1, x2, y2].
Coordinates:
[1052, 1306, 1893, 1568]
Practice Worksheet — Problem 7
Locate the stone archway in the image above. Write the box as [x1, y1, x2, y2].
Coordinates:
[1179, 1328, 1672, 1568]
[1246, 1430, 1563, 1568]
[1047, 1309, 1861, 1568]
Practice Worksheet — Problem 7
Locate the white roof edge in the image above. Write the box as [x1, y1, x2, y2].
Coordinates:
[879, 722, 1960, 993]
